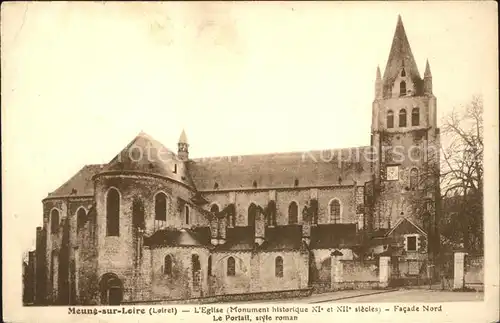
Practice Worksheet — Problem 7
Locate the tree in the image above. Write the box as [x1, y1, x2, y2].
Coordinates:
[440, 96, 484, 253]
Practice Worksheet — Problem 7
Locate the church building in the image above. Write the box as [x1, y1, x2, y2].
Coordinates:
[24, 16, 440, 305]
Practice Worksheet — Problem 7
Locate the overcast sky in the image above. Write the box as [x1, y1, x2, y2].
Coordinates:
[1, 2, 497, 252]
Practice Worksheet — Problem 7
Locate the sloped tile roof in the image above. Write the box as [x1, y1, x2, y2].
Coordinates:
[260, 225, 303, 251]
[215, 225, 305, 252]
[310, 224, 359, 249]
[143, 227, 211, 248]
[214, 227, 255, 251]
[47, 164, 105, 198]
[101, 132, 195, 187]
[188, 147, 373, 191]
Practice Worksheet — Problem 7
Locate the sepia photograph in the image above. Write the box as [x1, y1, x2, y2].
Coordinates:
[2, 2, 498, 322]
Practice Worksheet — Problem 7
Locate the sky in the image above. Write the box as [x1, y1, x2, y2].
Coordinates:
[1, 2, 498, 253]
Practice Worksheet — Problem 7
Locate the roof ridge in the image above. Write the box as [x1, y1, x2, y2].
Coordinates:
[190, 146, 372, 162]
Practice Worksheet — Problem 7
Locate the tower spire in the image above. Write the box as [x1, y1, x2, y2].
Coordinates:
[375, 66, 382, 99]
[178, 129, 189, 161]
[424, 59, 432, 78]
[382, 15, 421, 97]
[424, 59, 433, 95]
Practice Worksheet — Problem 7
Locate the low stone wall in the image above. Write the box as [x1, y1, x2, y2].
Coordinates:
[464, 255, 484, 288]
[342, 260, 378, 282]
[331, 281, 380, 291]
[122, 288, 313, 305]
[311, 281, 381, 294]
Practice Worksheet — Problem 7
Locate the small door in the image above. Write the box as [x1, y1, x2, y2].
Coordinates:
[108, 287, 122, 305]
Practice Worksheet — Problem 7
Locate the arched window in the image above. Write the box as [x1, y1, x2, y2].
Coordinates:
[411, 108, 420, 126]
[164, 255, 172, 275]
[410, 168, 419, 190]
[288, 202, 298, 224]
[132, 198, 145, 230]
[50, 209, 60, 233]
[227, 257, 236, 276]
[208, 255, 212, 276]
[275, 256, 284, 278]
[329, 199, 341, 224]
[267, 201, 277, 226]
[106, 188, 120, 236]
[248, 203, 257, 228]
[210, 204, 219, 215]
[155, 192, 167, 221]
[76, 208, 86, 230]
[399, 109, 407, 127]
[401, 68, 406, 77]
[399, 81, 406, 96]
[185, 205, 190, 225]
[387, 110, 394, 128]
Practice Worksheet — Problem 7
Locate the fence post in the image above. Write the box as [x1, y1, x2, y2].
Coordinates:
[453, 252, 467, 290]
[379, 256, 390, 288]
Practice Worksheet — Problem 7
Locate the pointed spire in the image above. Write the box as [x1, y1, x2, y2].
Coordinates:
[424, 59, 432, 78]
[375, 66, 382, 99]
[178, 129, 189, 161]
[423, 59, 433, 95]
[382, 15, 421, 97]
[178, 129, 188, 144]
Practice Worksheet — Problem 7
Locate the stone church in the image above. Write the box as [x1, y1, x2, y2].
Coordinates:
[23, 16, 440, 305]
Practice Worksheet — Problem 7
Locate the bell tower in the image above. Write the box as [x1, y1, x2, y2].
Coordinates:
[370, 16, 440, 240]
[178, 129, 189, 161]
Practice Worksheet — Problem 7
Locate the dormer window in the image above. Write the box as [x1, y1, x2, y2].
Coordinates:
[294, 179, 299, 187]
[399, 81, 406, 97]
[252, 181, 257, 188]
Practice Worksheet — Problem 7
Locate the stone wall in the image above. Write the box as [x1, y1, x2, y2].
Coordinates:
[148, 246, 210, 301]
[203, 185, 359, 227]
[122, 288, 312, 305]
[93, 173, 209, 303]
[464, 255, 484, 287]
[342, 260, 379, 282]
[76, 211, 99, 305]
[211, 252, 252, 295]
